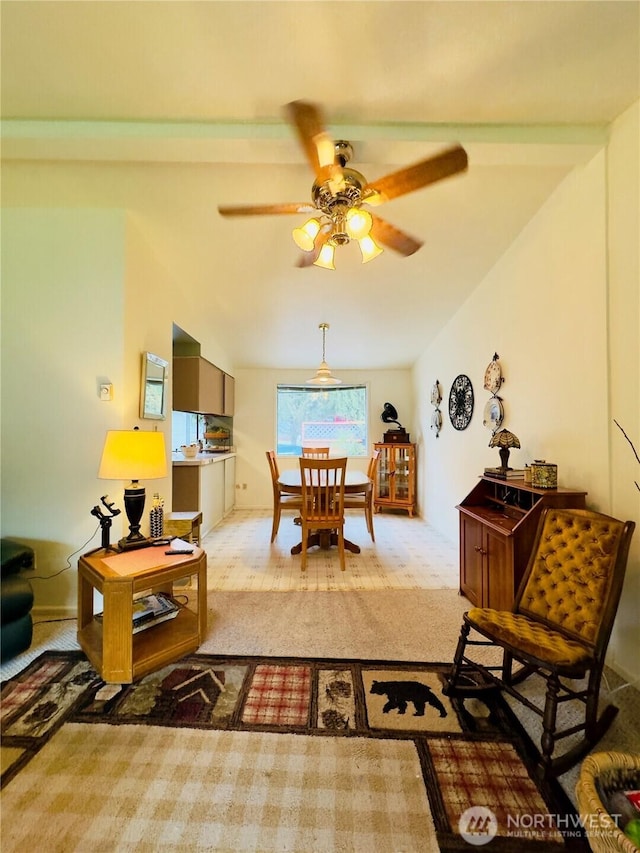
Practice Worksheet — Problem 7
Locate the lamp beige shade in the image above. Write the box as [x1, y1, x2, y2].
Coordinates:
[98, 430, 167, 482]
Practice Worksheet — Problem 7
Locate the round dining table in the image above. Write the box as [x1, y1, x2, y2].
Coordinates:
[277, 469, 372, 555]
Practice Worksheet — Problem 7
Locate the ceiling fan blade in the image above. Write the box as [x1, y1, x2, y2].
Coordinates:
[370, 214, 423, 257]
[296, 226, 332, 268]
[285, 100, 341, 185]
[218, 202, 316, 217]
[364, 145, 468, 204]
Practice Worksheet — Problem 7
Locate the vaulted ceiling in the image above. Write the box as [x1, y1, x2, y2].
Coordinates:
[2, 1, 639, 370]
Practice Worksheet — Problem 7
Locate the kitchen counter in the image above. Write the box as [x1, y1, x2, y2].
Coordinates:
[172, 451, 236, 467]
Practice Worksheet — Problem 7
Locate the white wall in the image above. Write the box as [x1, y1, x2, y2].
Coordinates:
[1, 209, 127, 609]
[412, 107, 640, 682]
[0, 209, 222, 613]
[606, 100, 640, 678]
[233, 368, 413, 509]
[414, 150, 609, 542]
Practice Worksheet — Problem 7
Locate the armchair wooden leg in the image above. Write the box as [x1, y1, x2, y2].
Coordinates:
[585, 666, 604, 737]
[443, 622, 471, 695]
[502, 651, 513, 684]
[538, 674, 560, 780]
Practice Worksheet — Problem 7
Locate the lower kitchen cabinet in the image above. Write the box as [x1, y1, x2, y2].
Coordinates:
[224, 455, 236, 515]
[172, 455, 236, 537]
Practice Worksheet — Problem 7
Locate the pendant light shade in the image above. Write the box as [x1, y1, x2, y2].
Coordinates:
[306, 323, 342, 385]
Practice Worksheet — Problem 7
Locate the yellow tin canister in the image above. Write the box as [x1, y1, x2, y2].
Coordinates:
[531, 460, 558, 489]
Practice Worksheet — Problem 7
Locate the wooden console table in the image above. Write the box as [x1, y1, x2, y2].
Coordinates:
[77, 546, 207, 683]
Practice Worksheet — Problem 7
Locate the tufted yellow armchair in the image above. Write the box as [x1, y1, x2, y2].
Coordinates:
[444, 507, 635, 780]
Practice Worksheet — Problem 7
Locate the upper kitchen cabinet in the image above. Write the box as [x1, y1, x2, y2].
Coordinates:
[223, 373, 235, 417]
[173, 356, 225, 414]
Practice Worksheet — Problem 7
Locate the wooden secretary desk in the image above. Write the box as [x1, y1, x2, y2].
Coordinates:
[457, 475, 587, 611]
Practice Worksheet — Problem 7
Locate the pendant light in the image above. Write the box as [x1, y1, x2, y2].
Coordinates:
[306, 323, 342, 385]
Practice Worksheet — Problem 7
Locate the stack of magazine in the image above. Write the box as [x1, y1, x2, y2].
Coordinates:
[96, 592, 180, 634]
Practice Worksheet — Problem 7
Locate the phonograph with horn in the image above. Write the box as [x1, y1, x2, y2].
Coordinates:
[381, 403, 410, 443]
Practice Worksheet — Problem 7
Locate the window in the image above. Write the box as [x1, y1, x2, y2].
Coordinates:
[277, 385, 368, 457]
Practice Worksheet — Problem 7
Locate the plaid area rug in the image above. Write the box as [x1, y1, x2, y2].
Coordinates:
[1, 652, 586, 852]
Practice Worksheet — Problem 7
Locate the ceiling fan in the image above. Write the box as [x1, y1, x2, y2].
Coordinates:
[218, 100, 468, 269]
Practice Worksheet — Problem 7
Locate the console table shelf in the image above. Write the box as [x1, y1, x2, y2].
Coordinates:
[457, 476, 587, 611]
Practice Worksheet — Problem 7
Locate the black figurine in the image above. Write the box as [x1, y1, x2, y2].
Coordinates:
[90, 495, 121, 550]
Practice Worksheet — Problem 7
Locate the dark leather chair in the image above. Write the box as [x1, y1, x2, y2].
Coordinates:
[1, 539, 35, 662]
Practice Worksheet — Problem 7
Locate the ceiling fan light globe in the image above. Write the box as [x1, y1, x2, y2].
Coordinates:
[313, 242, 336, 270]
[358, 235, 383, 263]
[345, 207, 373, 240]
[292, 218, 321, 251]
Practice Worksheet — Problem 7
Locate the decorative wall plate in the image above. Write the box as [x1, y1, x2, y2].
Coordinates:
[431, 408, 443, 437]
[483, 397, 504, 432]
[483, 353, 503, 394]
[430, 380, 442, 406]
[448, 374, 474, 430]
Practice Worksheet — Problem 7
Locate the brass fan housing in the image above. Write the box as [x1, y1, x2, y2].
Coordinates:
[310, 141, 368, 245]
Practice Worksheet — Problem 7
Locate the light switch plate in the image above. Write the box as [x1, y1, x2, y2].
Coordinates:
[100, 383, 113, 401]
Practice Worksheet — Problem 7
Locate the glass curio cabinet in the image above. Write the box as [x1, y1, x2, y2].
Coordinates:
[374, 443, 416, 517]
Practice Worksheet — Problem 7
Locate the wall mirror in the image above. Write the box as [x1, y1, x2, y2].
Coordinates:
[140, 352, 169, 419]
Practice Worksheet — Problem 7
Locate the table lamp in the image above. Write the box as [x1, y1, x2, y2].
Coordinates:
[489, 428, 521, 471]
[98, 428, 167, 551]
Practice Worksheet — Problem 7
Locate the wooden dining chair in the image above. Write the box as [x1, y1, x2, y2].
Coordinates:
[343, 450, 380, 542]
[301, 446, 330, 458]
[266, 451, 302, 543]
[299, 456, 348, 571]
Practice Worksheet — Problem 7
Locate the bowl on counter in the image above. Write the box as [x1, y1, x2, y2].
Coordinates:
[180, 444, 199, 458]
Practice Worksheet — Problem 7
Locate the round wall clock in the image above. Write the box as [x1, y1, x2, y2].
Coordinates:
[449, 374, 474, 430]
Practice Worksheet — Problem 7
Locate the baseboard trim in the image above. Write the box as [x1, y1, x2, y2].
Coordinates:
[32, 605, 76, 621]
